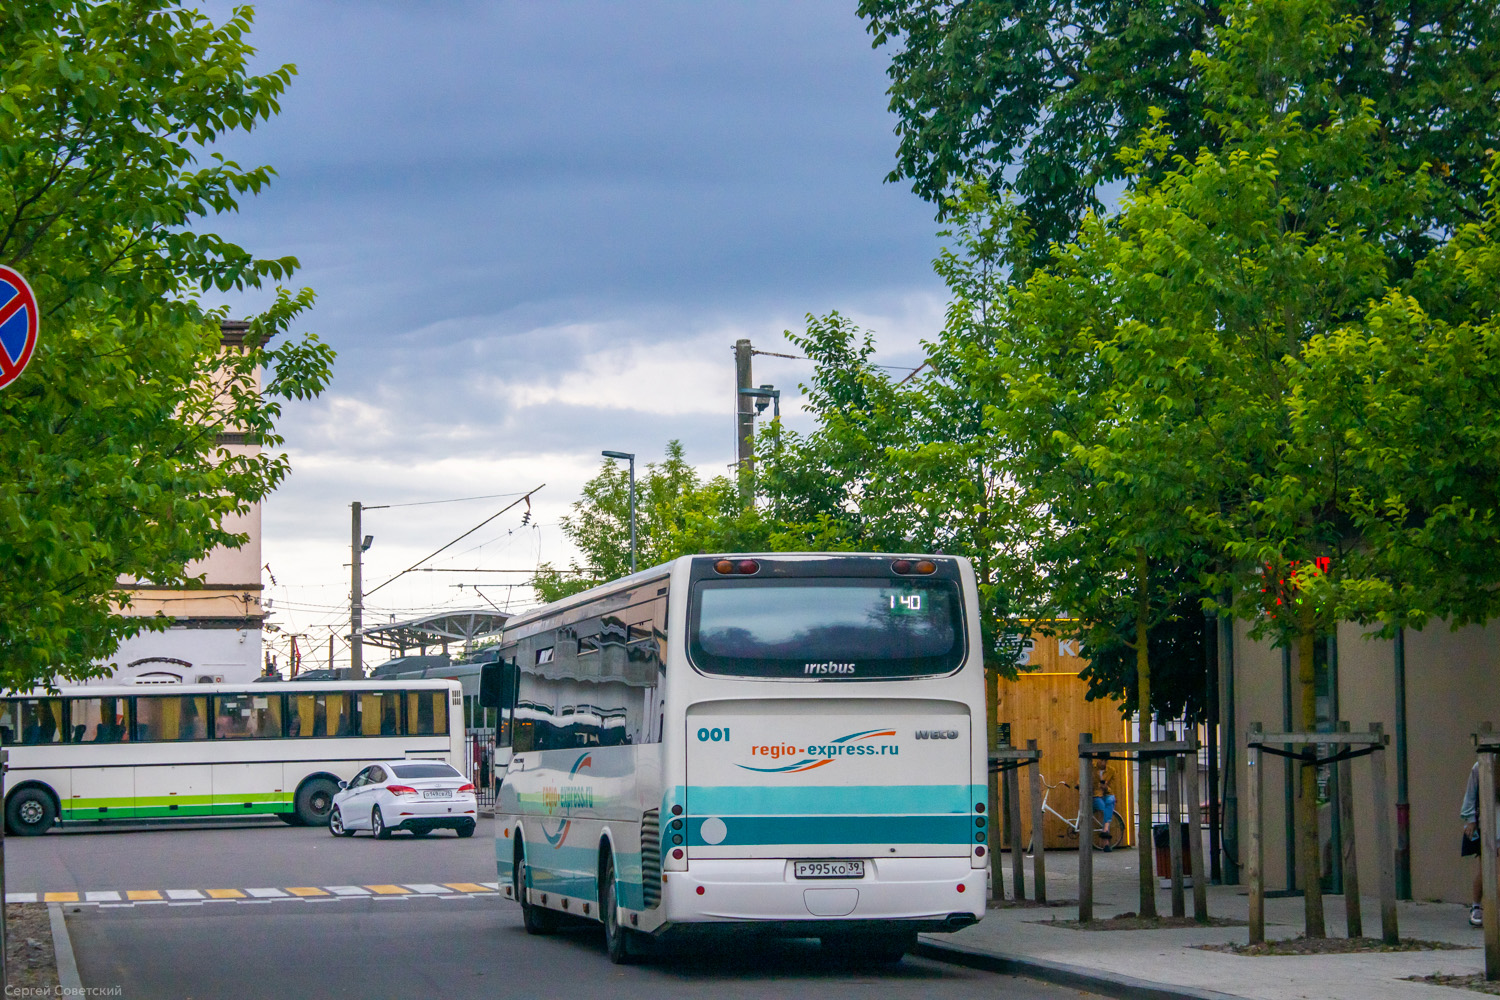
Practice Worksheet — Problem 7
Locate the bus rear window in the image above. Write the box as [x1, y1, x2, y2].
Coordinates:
[688, 579, 964, 679]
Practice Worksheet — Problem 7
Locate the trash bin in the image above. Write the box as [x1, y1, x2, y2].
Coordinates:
[1152, 822, 1193, 880]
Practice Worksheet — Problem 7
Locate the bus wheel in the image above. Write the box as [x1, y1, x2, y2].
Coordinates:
[599, 852, 640, 964]
[294, 778, 338, 826]
[6, 788, 56, 837]
[516, 842, 560, 935]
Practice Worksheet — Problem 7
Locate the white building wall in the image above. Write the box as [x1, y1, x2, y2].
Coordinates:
[91, 626, 263, 686]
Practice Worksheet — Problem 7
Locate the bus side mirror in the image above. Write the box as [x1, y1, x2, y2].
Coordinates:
[480, 660, 515, 709]
[479, 662, 502, 708]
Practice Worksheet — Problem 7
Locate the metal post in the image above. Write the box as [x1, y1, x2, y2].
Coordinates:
[1206, 612, 1221, 883]
[1007, 763, 1025, 900]
[987, 667, 1001, 904]
[1219, 602, 1240, 884]
[350, 501, 363, 678]
[1029, 739, 1047, 903]
[1327, 629, 1342, 896]
[1185, 733, 1208, 921]
[1482, 744, 1500, 979]
[1370, 722, 1399, 945]
[1281, 645, 1297, 892]
[1337, 721, 1362, 938]
[1168, 748, 1185, 917]
[627, 457, 636, 573]
[1393, 626, 1411, 900]
[1078, 733, 1094, 922]
[1, 747, 8, 994]
[1247, 723, 1265, 945]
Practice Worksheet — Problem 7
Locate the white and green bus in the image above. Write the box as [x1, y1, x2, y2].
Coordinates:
[1, 679, 463, 835]
[485, 553, 988, 964]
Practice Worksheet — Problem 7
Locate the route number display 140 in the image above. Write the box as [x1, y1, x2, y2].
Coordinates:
[888, 592, 923, 613]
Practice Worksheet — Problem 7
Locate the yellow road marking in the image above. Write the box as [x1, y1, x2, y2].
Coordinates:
[443, 882, 493, 893]
[43, 892, 78, 903]
[285, 887, 328, 897]
[126, 890, 162, 901]
[206, 889, 245, 899]
[365, 885, 409, 895]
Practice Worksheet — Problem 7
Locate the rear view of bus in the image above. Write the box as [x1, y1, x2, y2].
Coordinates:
[667, 554, 986, 954]
[493, 552, 986, 963]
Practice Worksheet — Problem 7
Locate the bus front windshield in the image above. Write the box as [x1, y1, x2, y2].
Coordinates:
[688, 578, 964, 679]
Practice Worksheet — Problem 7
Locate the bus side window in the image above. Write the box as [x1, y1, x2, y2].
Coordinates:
[2, 699, 64, 745]
[404, 691, 445, 736]
[71, 698, 131, 743]
[358, 692, 402, 736]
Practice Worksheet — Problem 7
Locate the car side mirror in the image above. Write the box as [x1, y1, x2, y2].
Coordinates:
[337, 780, 348, 789]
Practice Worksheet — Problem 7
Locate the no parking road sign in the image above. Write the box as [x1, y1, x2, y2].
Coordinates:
[0, 265, 38, 390]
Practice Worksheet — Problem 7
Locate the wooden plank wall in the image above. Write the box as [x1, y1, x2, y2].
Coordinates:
[997, 634, 1133, 850]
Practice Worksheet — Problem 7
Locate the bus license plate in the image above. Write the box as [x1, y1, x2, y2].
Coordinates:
[422, 790, 451, 799]
[794, 860, 864, 880]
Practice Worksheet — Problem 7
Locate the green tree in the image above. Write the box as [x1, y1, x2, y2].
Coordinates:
[859, 0, 1500, 262]
[531, 442, 769, 602]
[0, 1, 333, 689]
[973, 0, 1500, 933]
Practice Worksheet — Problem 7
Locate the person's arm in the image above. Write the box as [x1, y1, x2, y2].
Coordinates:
[1464, 763, 1480, 835]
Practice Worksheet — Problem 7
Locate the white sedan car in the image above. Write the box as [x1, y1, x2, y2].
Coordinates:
[329, 759, 478, 839]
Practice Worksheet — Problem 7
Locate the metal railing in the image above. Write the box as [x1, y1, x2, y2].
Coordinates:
[463, 730, 497, 808]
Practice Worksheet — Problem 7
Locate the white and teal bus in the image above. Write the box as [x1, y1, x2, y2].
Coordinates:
[484, 553, 987, 964]
[1, 679, 463, 835]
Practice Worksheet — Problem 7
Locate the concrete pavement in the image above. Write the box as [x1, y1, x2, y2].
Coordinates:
[919, 848, 1484, 1000]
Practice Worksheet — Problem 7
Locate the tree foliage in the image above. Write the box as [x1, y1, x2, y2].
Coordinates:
[0, 1, 333, 689]
[859, 0, 1500, 261]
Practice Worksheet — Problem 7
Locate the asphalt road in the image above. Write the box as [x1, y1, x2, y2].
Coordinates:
[13, 818, 1098, 1000]
[8, 815, 500, 893]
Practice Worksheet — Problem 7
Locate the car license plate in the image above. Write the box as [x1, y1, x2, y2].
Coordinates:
[794, 860, 864, 879]
[422, 790, 451, 799]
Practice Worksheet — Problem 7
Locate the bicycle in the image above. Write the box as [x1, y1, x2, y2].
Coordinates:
[1025, 772, 1126, 853]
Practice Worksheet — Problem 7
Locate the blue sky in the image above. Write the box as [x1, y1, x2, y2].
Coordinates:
[201, 2, 949, 666]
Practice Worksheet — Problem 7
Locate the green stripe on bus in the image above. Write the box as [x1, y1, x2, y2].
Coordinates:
[686, 814, 978, 846]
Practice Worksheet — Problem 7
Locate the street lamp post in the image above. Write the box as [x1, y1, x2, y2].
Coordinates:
[601, 450, 636, 573]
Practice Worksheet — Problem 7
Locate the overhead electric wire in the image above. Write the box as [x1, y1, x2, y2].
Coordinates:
[362, 484, 544, 600]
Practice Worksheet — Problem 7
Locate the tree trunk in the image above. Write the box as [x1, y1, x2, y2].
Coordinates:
[1296, 599, 1326, 937]
[1136, 549, 1157, 918]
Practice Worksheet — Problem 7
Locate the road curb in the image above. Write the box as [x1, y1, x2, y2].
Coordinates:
[48, 901, 82, 991]
[915, 936, 1245, 1000]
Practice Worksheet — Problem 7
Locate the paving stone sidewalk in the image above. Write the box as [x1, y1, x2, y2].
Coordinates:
[920, 847, 1486, 1000]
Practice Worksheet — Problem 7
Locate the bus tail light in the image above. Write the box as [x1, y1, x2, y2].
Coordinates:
[714, 558, 760, 575]
[386, 785, 418, 797]
[892, 559, 937, 575]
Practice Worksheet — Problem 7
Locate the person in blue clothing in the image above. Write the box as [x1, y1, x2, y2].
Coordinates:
[1093, 762, 1117, 851]
[1463, 761, 1497, 927]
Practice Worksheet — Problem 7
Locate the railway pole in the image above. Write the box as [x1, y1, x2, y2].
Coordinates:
[350, 501, 364, 678]
[734, 339, 754, 498]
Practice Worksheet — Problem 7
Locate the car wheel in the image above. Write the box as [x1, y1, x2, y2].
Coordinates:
[329, 807, 354, 838]
[516, 842, 560, 935]
[6, 788, 56, 837]
[456, 822, 475, 839]
[372, 807, 391, 840]
[294, 778, 339, 826]
[600, 852, 639, 964]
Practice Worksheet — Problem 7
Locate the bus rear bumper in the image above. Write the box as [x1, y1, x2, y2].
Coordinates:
[658, 857, 983, 931]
